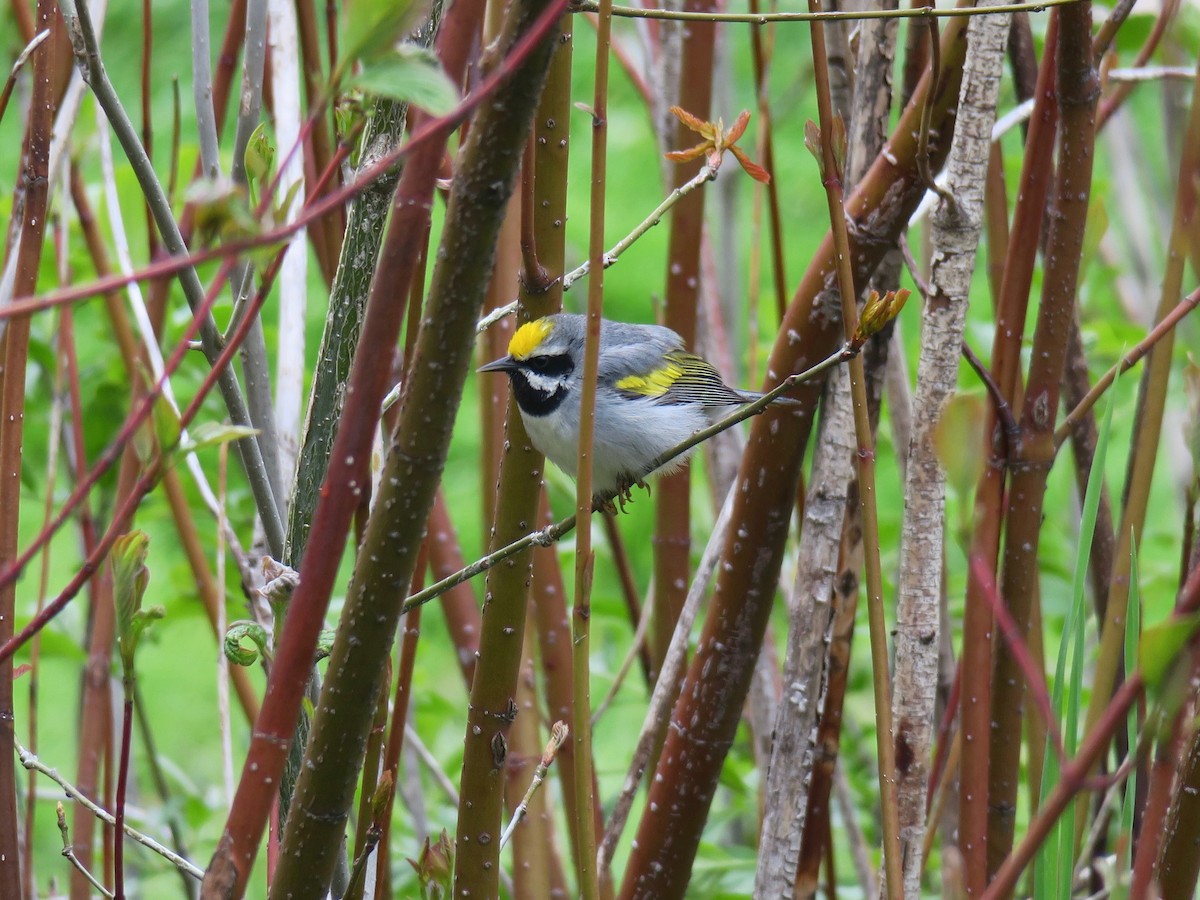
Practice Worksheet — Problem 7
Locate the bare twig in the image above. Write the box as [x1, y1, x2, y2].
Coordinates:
[1054, 284, 1200, 448]
[474, 162, 717, 334]
[500, 722, 570, 848]
[19, 745, 205, 881]
[60, 0, 286, 556]
[570, 0, 1083, 21]
[56, 803, 114, 898]
[0, 29, 50, 127]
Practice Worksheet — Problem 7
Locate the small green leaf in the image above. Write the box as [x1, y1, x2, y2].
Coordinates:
[112, 532, 150, 642]
[179, 421, 260, 457]
[130, 606, 166, 649]
[225, 621, 270, 666]
[274, 179, 304, 224]
[804, 119, 824, 178]
[348, 46, 460, 116]
[934, 392, 987, 502]
[244, 122, 275, 187]
[153, 393, 182, 453]
[112, 532, 152, 672]
[314, 628, 339, 662]
[340, 0, 422, 74]
[187, 178, 259, 246]
[1139, 614, 1200, 689]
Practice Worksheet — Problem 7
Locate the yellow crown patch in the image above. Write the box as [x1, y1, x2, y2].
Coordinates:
[616, 361, 683, 397]
[508, 318, 555, 360]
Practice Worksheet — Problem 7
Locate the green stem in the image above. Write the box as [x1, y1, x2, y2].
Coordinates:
[59, 0, 285, 556]
[806, 4, 902, 897]
[568, 0, 613, 895]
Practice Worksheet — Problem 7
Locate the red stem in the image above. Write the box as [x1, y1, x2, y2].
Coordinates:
[203, 4, 567, 892]
[0, 1, 56, 891]
[113, 691, 135, 900]
[0, 253, 236, 600]
[0, 246, 272, 663]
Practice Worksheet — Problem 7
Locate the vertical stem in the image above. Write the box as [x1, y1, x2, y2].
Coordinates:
[373, 603, 419, 900]
[1079, 54, 1200, 837]
[987, 0, 1096, 874]
[960, 18, 1059, 892]
[805, 5, 903, 897]
[892, 5, 1010, 894]
[0, 2, 55, 893]
[113, 683, 135, 900]
[651, 0, 715, 682]
[571, 2, 611, 897]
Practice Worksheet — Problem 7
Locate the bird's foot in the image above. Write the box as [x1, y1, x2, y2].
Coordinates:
[601, 475, 649, 514]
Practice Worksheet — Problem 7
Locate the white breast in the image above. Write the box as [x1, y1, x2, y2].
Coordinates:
[519, 394, 713, 495]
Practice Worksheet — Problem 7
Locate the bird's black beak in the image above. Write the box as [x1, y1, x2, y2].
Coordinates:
[477, 356, 517, 374]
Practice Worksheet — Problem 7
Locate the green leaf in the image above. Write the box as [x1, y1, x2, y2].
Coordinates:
[1139, 614, 1200, 690]
[152, 392, 182, 453]
[244, 122, 275, 188]
[112, 532, 151, 672]
[934, 391, 987, 502]
[314, 628, 339, 662]
[225, 621, 270, 666]
[348, 46, 460, 116]
[340, 0, 422, 75]
[179, 421, 260, 457]
[803, 119, 823, 178]
[112, 532, 150, 638]
[274, 179, 304, 224]
[130, 606, 166, 650]
[186, 178, 260, 246]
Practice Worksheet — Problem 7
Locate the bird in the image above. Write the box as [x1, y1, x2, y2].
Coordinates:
[478, 313, 795, 502]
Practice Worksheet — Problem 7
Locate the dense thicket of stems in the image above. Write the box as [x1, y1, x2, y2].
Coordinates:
[4, 2, 1200, 897]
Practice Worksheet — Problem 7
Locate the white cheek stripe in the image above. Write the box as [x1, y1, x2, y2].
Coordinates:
[521, 371, 564, 395]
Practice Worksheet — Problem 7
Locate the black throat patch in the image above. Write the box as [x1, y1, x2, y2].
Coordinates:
[510, 369, 568, 417]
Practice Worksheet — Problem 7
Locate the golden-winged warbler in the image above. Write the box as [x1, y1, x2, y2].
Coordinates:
[479, 313, 793, 498]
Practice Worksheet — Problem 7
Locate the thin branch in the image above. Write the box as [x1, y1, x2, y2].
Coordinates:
[806, 1, 903, 893]
[59, 0, 286, 556]
[1054, 284, 1200, 448]
[19, 744, 205, 881]
[0, 29, 51, 127]
[57, 804, 114, 898]
[475, 162, 717, 334]
[572, 0, 1083, 19]
[500, 722, 570, 849]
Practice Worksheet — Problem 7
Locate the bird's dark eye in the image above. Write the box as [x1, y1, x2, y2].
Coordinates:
[524, 353, 572, 376]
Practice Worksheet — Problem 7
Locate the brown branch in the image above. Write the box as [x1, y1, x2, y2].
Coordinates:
[651, 0, 715, 701]
[892, 5, 1010, 894]
[0, 2, 56, 892]
[264, 4, 563, 896]
[1075, 53, 1200, 860]
[986, 0, 1098, 873]
[958, 15, 1059, 891]
[618, 13, 971, 897]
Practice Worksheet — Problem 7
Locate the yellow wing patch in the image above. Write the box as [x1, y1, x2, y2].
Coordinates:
[616, 360, 684, 397]
[508, 318, 555, 360]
